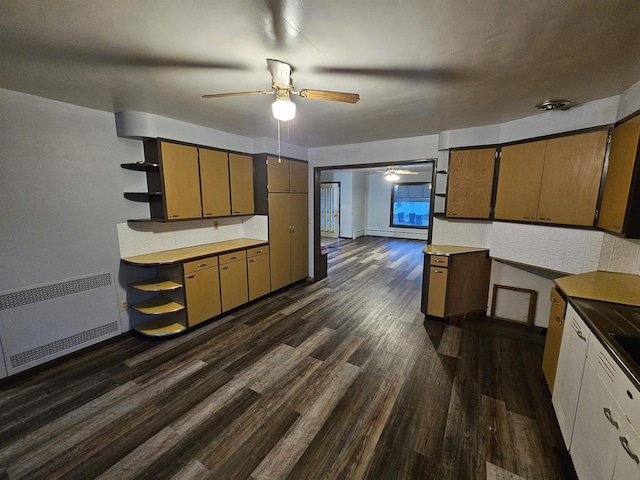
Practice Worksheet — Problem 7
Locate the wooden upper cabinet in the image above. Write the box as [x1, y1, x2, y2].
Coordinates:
[160, 142, 202, 219]
[229, 153, 254, 215]
[199, 148, 231, 217]
[267, 157, 291, 192]
[446, 148, 496, 219]
[537, 130, 607, 226]
[494, 141, 546, 221]
[289, 160, 308, 193]
[598, 115, 640, 234]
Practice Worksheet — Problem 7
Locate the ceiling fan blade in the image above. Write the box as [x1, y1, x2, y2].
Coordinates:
[314, 66, 462, 82]
[298, 89, 360, 103]
[267, 58, 292, 88]
[395, 170, 420, 175]
[202, 91, 273, 99]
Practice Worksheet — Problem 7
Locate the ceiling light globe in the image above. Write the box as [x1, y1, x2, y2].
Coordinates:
[385, 173, 400, 182]
[272, 99, 296, 121]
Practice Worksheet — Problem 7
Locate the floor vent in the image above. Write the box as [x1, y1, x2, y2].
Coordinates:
[0, 272, 121, 376]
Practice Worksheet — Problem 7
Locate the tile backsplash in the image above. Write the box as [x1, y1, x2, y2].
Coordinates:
[598, 234, 640, 274]
[117, 215, 268, 258]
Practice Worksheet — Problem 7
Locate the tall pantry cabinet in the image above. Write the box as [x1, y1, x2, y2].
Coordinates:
[267, 157, 308, 290]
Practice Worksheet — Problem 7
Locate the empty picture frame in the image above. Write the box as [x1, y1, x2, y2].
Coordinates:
[490, 284, 537, 326]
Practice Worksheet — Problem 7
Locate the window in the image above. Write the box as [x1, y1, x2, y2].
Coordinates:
[390, 182, 431, 228]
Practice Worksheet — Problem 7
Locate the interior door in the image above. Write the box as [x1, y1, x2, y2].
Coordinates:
[320, 182, 340, 238]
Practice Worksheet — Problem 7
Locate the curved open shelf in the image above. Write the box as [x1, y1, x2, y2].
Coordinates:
[121, 162, 159, 171]
[124, 192, 163, 202]
[131, 297, 184, 315]
[133, 317, 186, 337]
[129, 278, 183, 292]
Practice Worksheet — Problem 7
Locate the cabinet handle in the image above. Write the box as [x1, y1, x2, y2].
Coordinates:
[448, 212, 458, 216]
[233, 211, 241, 214]
[256, 250, 263, 254]
[612, 226, 622, 230]
[204, 212, 213, 216]
[186, 274, 196, 279]
[552, 298, 559, 305]
[433, 269, 444, 274]
[249, 259, 256, 263]
[576, 329, 586, 341]
[538, 217, 551, 221]
[434, 259, 445, 263]
[170, 214, 180, 218]
[230, 256, 237, 260]
[555, 317, 563, 324]
[620, 437, 639, 464]
[604, 408, 619, 429]
[197, 263, 207, 267]
[523, 216, 535, 219]
[221, 266, 229, 270]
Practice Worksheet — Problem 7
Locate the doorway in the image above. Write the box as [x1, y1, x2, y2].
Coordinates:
[320, 182, 340, 239]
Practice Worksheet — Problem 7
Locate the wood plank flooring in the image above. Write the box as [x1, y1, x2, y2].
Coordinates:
[0, 236, 576, 479]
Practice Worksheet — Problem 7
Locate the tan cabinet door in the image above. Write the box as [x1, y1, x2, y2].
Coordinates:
[199, 148, 231, 217]
[229, 153, 254, 215]
[269, 193, 292, 290]
[598, 116, 640, 233]
[248, 253, 271, 300]
[289, 160, 308, 193]
[446, 148, 496, 219]
[542, 287, 567, 394]
[219, 259, 248, 312]
[427, 266, 448, 317]
[161, 142, 202, 219]
[494, 141, 546, 221]
[537, 130, 607, 226]
[184, 265, 221, 327]
[290, 193, 308, 283]
[267, 156, 290, 192]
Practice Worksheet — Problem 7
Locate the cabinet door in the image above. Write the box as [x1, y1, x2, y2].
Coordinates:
[289, 160, 308, 193]
[427, 266, 448, 317]
[494, 140, 546, 221]
[229, 153, 254, 215]
[446, 148, 495, 219]
[184, 265, 221, 327]
[598, 116, 640, 233]
[613, 419, 640, 480]
[267, 156, 290, 192]
[552, 304, 590, 450]
[248, 253, 271, 300]
[269, 193, 292, 290]
[542, 287, 567, 393]
[199, 148, 231, 217]
[290, 193, 308, 283]
[160, 142, 202, 219]
[219, 259, 248, 312]
[537, 131, 607, 226]
[571, 359, 621, 480]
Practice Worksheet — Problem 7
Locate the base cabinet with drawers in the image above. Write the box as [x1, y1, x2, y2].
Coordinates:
[124, 240, 270, 336]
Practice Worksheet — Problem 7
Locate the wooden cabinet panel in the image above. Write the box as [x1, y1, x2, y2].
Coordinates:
[542, 287, 567, 393]
[494, 141, 546, 221]
[219, 258, 248, 312]
[160, 142, 202, 219]
[537, 131, 607, 226]
[199, 148, 231, 217]
[289, 160, 308, 193]
[267, 156, 290, 192]
[446, 148, 495, 219]
[598, 115, 640, 233]
[290, 193, 308, 283]
[184, 256, 218, 274]
[229, 153, 254, 215]
[184, 265, 221, 327]
[427, 266, 448, 317]
[269, 193, 292, 290]
[248, 253, 271, 300]
[247, 245, 269, 258]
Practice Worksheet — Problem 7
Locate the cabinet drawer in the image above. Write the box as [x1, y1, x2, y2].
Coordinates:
[247, 245, 269, 258]
[429, 255, 449, 267]
[184, 256, 218, 273]
[219, 250, 247, 265]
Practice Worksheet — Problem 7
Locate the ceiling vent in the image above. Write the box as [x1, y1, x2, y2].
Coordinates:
[535, 100, 574, 111]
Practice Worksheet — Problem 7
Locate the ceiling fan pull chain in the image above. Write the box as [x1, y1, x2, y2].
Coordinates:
[277, 119, 282, 163]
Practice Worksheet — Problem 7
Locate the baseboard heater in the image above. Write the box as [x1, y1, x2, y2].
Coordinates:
[0, 272, 121, 376]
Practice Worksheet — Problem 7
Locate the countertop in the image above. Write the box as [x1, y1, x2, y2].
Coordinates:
[555, 270, 640, 308]
[422, 245, 490, 256]
[122, 238, 268, 266]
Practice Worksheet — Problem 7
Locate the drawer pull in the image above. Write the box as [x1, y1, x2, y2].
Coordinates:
[433, 269, 444, 274]
[256, 250, 263, 254]
[612, 226, 621, 230]
[197, 263, 207, 267]
[552, 298, 559, 305]
[230, 256, 237, 260]
[523, 216, 535, 219]
[603, 408, 619, 429]
[186, 274, 196, 279]
[249, 259, 256, 263]
[576, 330, 586, 342]
[434, 259, 445, 263]
[555, 317, 562, 325]
[620, 437, 639, 464]
[221, 266, 229, 270]
[538, 216, 551, 221]
[233, 211, 241, 214]
[448, 212, 458, 216]
[169, 214, 180, 218]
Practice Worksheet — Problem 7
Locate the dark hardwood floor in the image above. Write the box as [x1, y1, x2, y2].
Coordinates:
[0, 236, 576, 479]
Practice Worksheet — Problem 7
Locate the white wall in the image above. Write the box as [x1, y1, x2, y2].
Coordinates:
[351, 172, 366, 238]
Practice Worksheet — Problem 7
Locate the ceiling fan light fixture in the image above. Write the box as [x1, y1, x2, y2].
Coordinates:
[272, 98, 296, 121]
[385, 172, 400, 182]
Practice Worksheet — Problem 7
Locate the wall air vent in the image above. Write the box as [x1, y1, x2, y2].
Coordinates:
[535, 100, 574, 111]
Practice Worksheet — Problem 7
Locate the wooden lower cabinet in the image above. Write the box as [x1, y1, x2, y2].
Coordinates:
[542, 287, 567, 393]
[421, 249, 491, 323]
[290, 193, 308, 283]
[184, 264, 221, 327]
[248, 250, 271, 301]
[220, 254, 249, 312]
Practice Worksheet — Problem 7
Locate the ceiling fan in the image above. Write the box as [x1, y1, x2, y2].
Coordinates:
[203, 58, 360, 121]
[375, 167, 420, 181]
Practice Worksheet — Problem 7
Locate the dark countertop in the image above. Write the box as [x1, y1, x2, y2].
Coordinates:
[570, 297, 640, 390]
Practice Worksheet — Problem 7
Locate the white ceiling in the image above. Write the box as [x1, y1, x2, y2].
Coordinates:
[1, 1, 639, 148]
